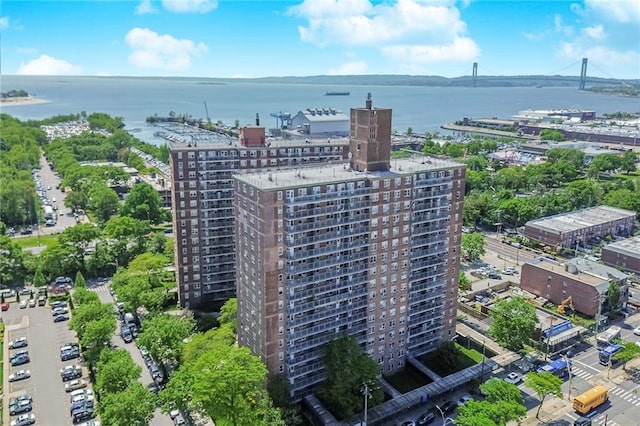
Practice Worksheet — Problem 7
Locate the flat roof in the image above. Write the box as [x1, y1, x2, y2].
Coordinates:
[235, 155, 463, 190]
[525, 257, 628, 290]
[603, 236, 640, 259]
[525, 206, 636, 235]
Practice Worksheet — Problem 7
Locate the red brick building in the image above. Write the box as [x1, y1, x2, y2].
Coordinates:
[520, 257, 630, 317]
[601, 236, 640, 275]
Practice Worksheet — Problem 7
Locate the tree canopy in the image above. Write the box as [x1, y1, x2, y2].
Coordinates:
[489, 297, 537, 351]
[461, 232, 485, 262]
[525, 371, 563, 419]
[317, 334, 384, 420]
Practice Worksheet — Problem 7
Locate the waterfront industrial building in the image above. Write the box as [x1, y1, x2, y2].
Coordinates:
[168, 124, 349, 309]
[601, 236, 640, 275]
[520, 257, 630, 317]
[289, 108, 349, 136]
[234, 96, 465, 400]
[523, 206, 637, 249]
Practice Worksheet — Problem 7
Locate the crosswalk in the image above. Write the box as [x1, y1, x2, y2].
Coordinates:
[571, 366, 595, 380]
[567, 412, 623, 426]
[88, 284, 110, 294]
[608, 385, 640, 407]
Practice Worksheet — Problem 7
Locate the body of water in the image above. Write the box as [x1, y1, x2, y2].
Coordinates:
[3, 75, 639, 145]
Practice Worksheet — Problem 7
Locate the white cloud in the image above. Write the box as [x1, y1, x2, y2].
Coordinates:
[559, 42, 640, 71]
[0, 16, 8, 30]
[523, 31, 545, 42]
[161, 0, 218, 14]
[125, 28, 207, 71]
[554, 14, 574, 36]
[291, 0, 466, 46]
[382, 37, 479, 64]
[584, 0, 640, 23]
[328, 61, 369, 75]
[17, 55, 82, 75]
[582, 25, 605, 40]
[136, 0, 158, 14]
[289, 0, 477, 70]
[16, 46, 39, 55]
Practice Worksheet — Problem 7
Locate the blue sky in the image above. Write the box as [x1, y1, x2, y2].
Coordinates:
[1, 0, 638, 78]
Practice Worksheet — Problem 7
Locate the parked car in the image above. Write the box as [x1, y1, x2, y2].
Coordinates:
[55, 314, 70, 323]
[72, 409, 95, 423]
[10, 353, 30, 366]
[9, 370, 31, 382]
[504, 372, 522, 385]
[9, 413, 36, 426]
[19, 288, 31, 296]
[2, 302, 10, 311]
[456, 394, 473, 407]
[65, 379, 88, 392]
[9, 395, 32, 406]
[173, 414, 187, 426]
[9, 337, 28, 349]
[52, 307, 69, 316]
[19, 300, 27, 309]
[439, 401, 455, 414]
[634, 325, 640, 336]
[416, 411, 436, 425]
[28, 299, 36, 308]
[61, 346, 80, 361]
[9, 400, 32, 416]
[121, 326, 133, 343]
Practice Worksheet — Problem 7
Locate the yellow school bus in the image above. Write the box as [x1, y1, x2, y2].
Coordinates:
[573, 385, 608, 415]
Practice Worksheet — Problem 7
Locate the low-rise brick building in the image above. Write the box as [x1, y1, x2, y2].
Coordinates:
[523, 206, 636, 249]
[520, 257, 630, 317]
[601, 236, 640, 275]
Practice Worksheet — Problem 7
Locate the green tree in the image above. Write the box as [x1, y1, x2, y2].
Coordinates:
[192, 345, 279, 426]
[318, 334, 383, 420]
[137, 314, 194, 367]
[456, 399, 525, 426]
[96, 348, 142, 396]
[120, 182, 166, 224]
[619, 151, 638, 174]
[75, 271, 86, 288]
[71, 302, 114, 337]
[539, 129, 565, 141]
[219, 297, 238, 334]
[58, 223, 101, 272]
[73, 286, 101, 306]
[459, 271, 471, 291]
[489, 297, 537, 351]
[461, 232, 485, 262]
[607, 281, 621, 313]
[613, 341, 640, 370]
[0, 235, 27, 286]
[147, 231, 167, 254]
[524, 371, 563, 419]
[603, 188, 640, 212]
[100, 382, 157, 426]
[32, 266, 46, 288]
[89, 183, 121, 223]
[81, 316, 117, 367]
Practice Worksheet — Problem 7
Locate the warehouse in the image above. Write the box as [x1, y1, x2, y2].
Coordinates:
[289, 108, 349, 136]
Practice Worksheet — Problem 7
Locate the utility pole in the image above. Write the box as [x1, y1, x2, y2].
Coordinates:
[361, 383, 372, 425]
[480, 339, 487, 383]
[565, 355, 573, 400]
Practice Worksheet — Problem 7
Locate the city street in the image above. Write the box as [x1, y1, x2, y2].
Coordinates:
[2, 299, 85, 426]
[88, 280, 174, 426]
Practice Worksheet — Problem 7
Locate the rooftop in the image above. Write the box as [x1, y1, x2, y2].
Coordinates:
[603, 236, 640, 258]
[235, 155, 463, 190]
[525, 206, 636, 234]
[525, 257, 629, 292]
[297, 108, 348, 122]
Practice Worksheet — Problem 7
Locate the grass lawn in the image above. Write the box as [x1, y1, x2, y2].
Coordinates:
[385, 366, 433, 394]
[14, 233, 60, 249]
[455, 343, 484, 363]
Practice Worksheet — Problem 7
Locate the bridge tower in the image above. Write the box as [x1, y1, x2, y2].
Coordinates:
[579, 58, 588, 90]
[472, 62, 478, 87]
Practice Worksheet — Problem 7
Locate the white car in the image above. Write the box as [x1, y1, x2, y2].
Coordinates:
[456, 394, 473, 407]
[633, 325, 640, 336]
[65, 379, 88, 392]
[9, 370, 31, 382]
[504, 372, 522, 385]
[10, 413, 36, 426]
[9, 337, 28, 349]
[19, 300, 27, 309]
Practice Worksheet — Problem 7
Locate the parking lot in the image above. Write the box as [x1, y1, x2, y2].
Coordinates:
[2, 297, 89, 425]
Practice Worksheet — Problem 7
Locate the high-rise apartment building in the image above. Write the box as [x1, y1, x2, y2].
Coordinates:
[235, 96, 465, 400]
[169, 125, 349, 309]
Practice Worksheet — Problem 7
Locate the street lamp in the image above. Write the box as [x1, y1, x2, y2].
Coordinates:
[480, 339, 487, 383]
[361, 383, 372, 426]
[565, 355, 573, 400]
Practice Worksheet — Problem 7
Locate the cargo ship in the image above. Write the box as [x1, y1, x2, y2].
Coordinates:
[325, 91, 350, 96]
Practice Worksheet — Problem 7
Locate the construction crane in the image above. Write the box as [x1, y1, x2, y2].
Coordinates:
[558, 296, 574, 315]
[270, 111, 291, 129]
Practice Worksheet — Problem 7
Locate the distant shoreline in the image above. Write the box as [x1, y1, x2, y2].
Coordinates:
[0, 96, 51, 107]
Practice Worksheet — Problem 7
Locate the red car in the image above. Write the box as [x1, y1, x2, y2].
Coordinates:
[1, 302, 10, 311]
